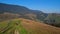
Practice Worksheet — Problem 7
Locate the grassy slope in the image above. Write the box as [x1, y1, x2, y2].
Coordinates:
[0, 18, 60, 34]
[0, 19, 28, 34]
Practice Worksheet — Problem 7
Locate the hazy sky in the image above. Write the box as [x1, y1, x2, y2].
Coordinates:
[0, 0, 60, 13]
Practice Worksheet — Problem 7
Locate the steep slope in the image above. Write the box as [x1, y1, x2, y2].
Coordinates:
[0, 18, 60, 34]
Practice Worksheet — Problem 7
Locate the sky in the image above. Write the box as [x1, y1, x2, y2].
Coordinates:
[0, 0, 60, 13]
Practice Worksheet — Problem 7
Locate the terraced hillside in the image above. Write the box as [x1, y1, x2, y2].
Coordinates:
[0, 18, 60, 34]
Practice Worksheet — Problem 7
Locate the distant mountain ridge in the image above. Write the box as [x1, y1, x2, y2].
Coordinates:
[0, 3, 47, 21]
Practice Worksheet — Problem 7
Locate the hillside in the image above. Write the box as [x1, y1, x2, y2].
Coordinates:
[44, 13, 60, 27]
[0, 18, 60, 34]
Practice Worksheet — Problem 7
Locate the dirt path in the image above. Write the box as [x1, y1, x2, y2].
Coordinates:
[15, 30, 19, 34]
